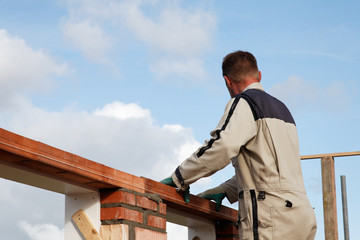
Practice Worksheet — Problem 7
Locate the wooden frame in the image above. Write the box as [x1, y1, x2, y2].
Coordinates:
[302, 152, 360, 240]
[1, 128, 359, 239]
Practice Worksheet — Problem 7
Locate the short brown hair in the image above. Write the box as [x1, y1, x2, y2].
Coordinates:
[222, 51, 259, 82]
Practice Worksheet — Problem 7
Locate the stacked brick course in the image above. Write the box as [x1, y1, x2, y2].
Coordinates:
[215, 220, 240, 240]
[100, 188, 167, 240]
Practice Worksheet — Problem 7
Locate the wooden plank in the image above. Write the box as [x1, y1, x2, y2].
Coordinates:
[100, 225, 129, 240]
[0, 128, 143, 192]
[301, 151, 360, 160]
[321, 156, 338, 240]
[72, 209, 102, 240]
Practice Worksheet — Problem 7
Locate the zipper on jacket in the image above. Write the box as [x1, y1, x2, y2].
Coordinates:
[250, 190, 259, 240]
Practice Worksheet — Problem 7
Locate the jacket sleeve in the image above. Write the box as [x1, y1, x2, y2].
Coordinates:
[171, 97, 257, 191]
[220, 176, 239, 203]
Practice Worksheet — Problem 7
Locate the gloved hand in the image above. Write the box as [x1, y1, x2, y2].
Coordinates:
[198, 187, 226, 212]
[160, 177, 190, 203]
[160, 177, 176, 187]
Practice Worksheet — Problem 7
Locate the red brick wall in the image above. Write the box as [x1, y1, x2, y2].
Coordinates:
[100, 188, 167, 240]
[216, 220, 240, 240]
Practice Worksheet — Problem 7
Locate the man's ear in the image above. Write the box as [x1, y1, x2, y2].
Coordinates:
[224, 76, 232, 87]
[258, 71, 262, 82]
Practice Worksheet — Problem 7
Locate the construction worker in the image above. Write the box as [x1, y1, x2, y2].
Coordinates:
[161, 50, 317, 239]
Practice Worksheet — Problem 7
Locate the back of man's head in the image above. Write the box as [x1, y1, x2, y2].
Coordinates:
[222, 51, 259, 82]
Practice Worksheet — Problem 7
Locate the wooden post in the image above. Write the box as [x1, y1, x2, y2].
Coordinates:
[321, 156, 338, 240]
[72, 209, 102, 240]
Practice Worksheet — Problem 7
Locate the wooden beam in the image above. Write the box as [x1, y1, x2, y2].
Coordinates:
[321, 156, 338, 240]
[301, 151, 360, 160]
[72, 209, 102, 240]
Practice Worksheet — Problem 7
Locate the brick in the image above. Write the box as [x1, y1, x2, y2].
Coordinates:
[100, 224, 129, 240]
[147, 215, 166, 230]
[137, 196, 158, 211]
[101, 207, 143, 223]
[135, 227, 166, 240]
[216, 221, 239, 240]
[101, 190, 136, 205]
[158, 203, 166, 215]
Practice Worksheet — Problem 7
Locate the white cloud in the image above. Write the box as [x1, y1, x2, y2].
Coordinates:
[151, 129, 200, 178]
[150, 58, 206, 81]
[162, 124, 184, 133]
[269, 76, 354, 113]
[0, 180, 64, 240]
[0, 29, 69, 106]
[62, 19, 115, 68]
[18, 221, 64, 240]
[116, 0, 215, 57]
[60, 0, 216, 81]
[93, 101, 152, 121]
[0, 180, 15, 203]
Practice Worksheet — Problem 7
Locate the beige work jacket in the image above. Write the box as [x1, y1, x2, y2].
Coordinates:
[171, 82, 316, 240]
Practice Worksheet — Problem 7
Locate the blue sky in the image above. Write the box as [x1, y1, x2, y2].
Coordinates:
[0, 0, 359, 239]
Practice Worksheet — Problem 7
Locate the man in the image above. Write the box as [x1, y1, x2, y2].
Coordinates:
[161, 51, 317, 240]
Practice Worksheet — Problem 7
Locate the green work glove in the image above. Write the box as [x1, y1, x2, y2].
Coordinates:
[183, 186, 190, 203]
[198, 190, 226, 212]
[160, 177, 190, 203]
[160, 177, 177, 187]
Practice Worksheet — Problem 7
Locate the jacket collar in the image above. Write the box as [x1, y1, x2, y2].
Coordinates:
[243, 82, 264, 92]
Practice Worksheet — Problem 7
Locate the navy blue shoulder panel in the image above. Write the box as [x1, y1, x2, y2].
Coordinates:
[238, 89, 295, 125]
[195, 89, 295, 159]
